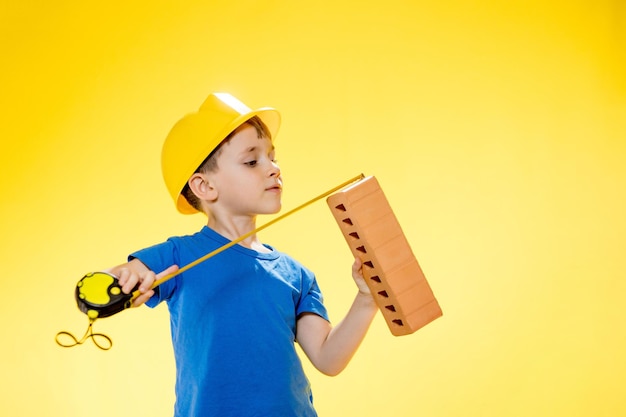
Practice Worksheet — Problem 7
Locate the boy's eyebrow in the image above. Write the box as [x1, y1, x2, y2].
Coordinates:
[239, 144, 275, 155]
[240, 146, 258, 155]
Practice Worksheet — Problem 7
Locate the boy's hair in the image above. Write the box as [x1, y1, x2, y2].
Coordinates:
[181, 116, 272, 213]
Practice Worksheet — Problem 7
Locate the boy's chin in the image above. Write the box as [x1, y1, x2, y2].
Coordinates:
[258, 203, 282, 216]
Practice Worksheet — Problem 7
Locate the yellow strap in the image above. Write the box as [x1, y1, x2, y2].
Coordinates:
[55, 318, 113, 350]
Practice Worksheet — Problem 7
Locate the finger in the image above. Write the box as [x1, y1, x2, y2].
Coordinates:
[132, 289, 155, 307]
[352, 257, 363, 276]
[156, 264, 180, 280]
[139, 265, 178, 293]
[116, 268, 129, 287]
[148, 264, 179, 288]
[138, 271, 157, 293]
[122, 271, 139, 294]
[132, 265, 178, 306]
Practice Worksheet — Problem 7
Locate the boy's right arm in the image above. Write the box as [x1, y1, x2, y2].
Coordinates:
[105, 259, 178, 307]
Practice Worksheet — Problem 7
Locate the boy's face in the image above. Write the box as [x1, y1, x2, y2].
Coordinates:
[206, 124, 282, 216]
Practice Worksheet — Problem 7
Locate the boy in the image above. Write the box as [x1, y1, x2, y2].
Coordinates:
[108, 92, 377, 416]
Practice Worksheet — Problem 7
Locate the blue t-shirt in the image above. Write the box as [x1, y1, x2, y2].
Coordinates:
[130, 226, 329, 417]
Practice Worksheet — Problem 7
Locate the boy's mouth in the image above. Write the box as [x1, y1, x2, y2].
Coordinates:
[266, 182, 283, 192]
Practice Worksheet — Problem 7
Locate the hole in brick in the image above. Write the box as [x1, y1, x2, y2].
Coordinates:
[348, 232, 360, 240]
[377, 290, 389, 298]
[356, 246, 367, 253]
[363, 261, 374, 268]
[370, 276, 381, 283]
[342, 218, 353, 226]
[335, 204, 346, 212]
[392, 319, 404, 326]
[385, 305, 396, 312]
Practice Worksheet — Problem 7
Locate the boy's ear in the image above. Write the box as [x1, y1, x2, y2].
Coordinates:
[188, 173, 218, 202]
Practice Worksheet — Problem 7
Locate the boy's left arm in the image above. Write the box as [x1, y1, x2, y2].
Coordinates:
[296, 257, 378, 376]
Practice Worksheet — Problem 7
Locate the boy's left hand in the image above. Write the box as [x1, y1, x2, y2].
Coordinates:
[351, 257, 372, 296]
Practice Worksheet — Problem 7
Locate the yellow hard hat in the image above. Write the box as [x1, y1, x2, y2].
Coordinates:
[161, 92, 281, 214]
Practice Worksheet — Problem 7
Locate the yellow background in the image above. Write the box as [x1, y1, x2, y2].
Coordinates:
[1, 1, 625, 416]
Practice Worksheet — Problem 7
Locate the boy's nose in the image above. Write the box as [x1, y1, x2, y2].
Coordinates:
[268, 161, 281, 177]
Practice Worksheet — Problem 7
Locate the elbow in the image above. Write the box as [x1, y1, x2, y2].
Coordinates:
[308, 350, 356, 376]
[316, 363, 347, 377]
[322, 369, 342, 377]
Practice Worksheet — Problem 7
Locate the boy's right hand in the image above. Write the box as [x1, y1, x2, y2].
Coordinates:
[107, 260, 179, 307]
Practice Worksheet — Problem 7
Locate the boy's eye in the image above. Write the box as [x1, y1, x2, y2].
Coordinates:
[244, 160, 257, 167]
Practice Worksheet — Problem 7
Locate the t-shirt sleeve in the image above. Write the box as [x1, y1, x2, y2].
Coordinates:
[129, 240, 179, 308]
[296, 268, 329, 322]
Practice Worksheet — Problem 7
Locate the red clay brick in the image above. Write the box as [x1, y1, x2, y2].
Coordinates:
[327, 176, 442, 336]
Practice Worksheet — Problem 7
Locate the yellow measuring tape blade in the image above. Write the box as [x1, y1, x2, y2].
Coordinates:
[134, 173, 365, 299]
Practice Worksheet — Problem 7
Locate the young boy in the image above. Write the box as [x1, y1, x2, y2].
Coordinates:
[107, 92, 377, 416]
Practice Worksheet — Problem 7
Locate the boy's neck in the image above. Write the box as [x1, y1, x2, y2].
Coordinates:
[207, 215, 271, 253]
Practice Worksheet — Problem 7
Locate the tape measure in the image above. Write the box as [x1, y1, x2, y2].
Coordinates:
[75, 272, 135, 319]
